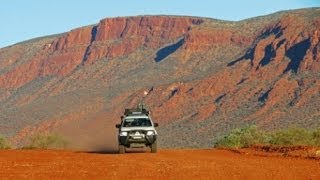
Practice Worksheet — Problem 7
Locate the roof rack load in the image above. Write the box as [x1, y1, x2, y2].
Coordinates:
[124, 104, 149, 116]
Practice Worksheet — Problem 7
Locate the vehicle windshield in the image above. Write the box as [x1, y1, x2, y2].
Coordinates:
[123, 118, 152, 127]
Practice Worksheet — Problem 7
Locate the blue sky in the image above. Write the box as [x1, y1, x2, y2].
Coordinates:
[1, 0, 319, 48]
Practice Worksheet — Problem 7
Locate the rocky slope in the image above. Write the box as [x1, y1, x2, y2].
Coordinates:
[0, 8, 319, 149]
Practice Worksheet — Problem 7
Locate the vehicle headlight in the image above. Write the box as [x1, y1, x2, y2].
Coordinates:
[146, 131, 155, 136]
[120, 131, 128, 136]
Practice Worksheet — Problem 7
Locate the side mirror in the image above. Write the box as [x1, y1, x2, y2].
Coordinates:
[121, 116, 124, 120]
[154, 123, 159, 127]
[115, 124, 121, 128]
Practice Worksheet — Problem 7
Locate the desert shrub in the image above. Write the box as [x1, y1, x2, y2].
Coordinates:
[23, 133, 68, 150]
[215, 125, 266, 148]
[269, 127, 314, 146]
[0, 135, 11, 149]
[216, 126, 320, 149]
[312, 128, 320, 146]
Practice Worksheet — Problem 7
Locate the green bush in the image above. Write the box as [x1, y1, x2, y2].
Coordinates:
[23, 133, 68, 150]
[0, 135, 11, 149]
[269, 127, 314, 146]
[215, 125, 266, 148]
[216, 126, 320, 148]
[312, 128, 320, 146]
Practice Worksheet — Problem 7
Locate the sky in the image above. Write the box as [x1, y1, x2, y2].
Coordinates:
[1, 0, 319, 48]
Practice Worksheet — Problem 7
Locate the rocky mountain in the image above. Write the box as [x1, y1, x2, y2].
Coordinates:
[0, 8, 319, 149]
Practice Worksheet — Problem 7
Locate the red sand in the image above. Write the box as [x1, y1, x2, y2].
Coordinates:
[0, 149, 319, 179]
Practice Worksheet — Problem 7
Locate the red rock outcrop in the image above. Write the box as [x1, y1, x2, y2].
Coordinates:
[0, 16, 205, 89]
[84, 16, 203, 63]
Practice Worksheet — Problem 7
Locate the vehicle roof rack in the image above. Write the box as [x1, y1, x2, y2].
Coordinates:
[124, 104, 149, 116]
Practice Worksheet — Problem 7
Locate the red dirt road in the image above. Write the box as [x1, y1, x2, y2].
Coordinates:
[0, 149, 319, 179]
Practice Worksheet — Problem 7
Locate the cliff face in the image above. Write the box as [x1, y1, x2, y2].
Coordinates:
[0, 16, 204, 88]
[52, 17, 204, 64]
[0, 8, 319, 148]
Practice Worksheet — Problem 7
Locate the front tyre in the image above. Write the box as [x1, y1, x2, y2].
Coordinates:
[151, 141, 157, 153]
[119, 145, 125, 154]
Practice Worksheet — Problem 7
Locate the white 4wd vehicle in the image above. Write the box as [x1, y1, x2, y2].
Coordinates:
[115, 105, 158, 154]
